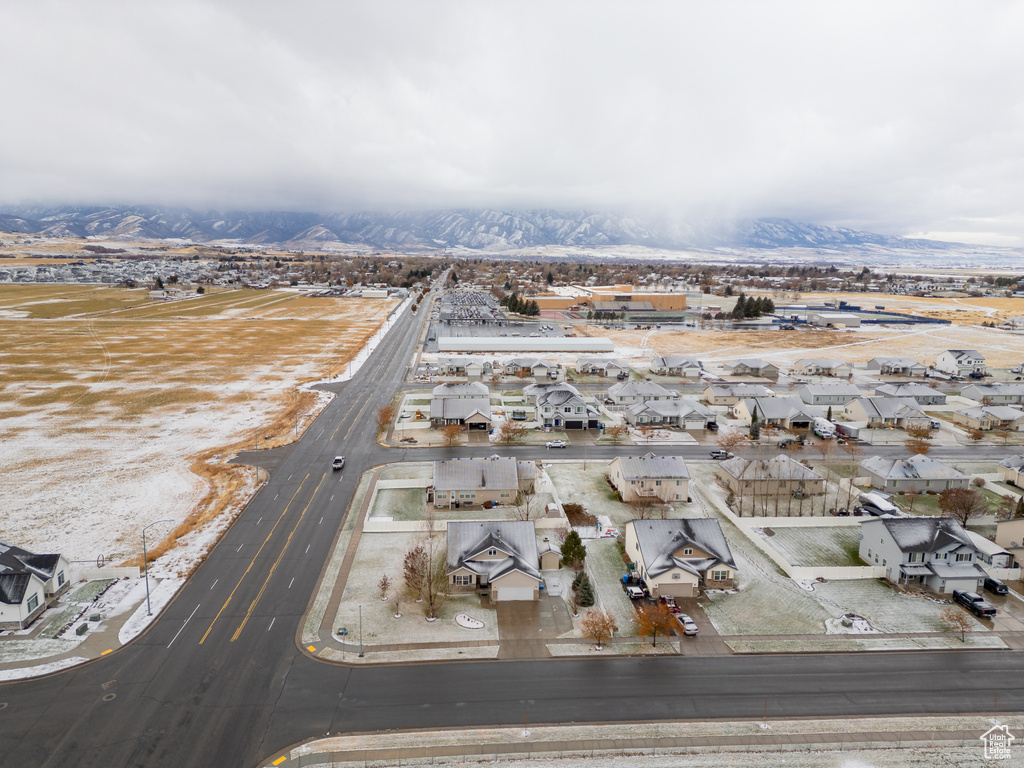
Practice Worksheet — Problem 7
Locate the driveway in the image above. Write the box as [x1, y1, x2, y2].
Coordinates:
[493, 591, 573, 659]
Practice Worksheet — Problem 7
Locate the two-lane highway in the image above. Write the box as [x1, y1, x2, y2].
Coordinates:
[2, 293, 1023, 768]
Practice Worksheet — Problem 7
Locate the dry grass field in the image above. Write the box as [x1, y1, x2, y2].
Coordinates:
[0, 286, 397, 570]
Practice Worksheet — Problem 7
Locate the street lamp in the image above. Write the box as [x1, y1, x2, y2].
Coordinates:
[358, 604, 364, 657]
[143, 519, 173, 615]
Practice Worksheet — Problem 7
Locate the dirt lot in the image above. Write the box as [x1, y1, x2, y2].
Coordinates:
[0, 286, 396, 570]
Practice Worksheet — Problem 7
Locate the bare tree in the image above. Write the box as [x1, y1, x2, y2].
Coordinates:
[995, 429, 1012, 445]
[378, 573, 391, 601]
[996, 494, 1018, 521]
[967, 428, 984, 442]
[635, 602, 676, 647]
[403, 545, 428, 602]
[628, 495, 663, 520]
[639, 425, 657, 444]
[606, 424, 628, 445]
[905, 425, 931, 456]
[580, 608, 618, 649]
[938, 487, 989, 528]
[940, 605, 974, 642]
[497, 419, 528, 445]
[376, 403, 397, 434]
[510, 485, 540, 521]
[716, 428, 746, 451]
[441, 423, 463, 446]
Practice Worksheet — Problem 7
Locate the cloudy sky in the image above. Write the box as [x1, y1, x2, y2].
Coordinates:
[3, 1, 1023, 245]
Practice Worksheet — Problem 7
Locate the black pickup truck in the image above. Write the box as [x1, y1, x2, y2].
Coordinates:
[952, 589, 997, 618]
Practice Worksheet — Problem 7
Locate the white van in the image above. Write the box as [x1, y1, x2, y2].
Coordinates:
[813, 417, 835, 439]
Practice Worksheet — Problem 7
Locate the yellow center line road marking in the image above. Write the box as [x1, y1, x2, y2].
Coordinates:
[330, 398, 360, 440]
[199, 475, 309, 645]
[101, 649, 113, 655]
[230, 473, 327, 642]
[272, 757, 287, 766]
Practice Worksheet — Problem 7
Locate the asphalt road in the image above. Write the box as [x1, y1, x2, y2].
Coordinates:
[1, 294, 1021, 768]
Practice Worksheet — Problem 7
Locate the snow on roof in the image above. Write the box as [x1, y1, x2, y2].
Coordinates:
[608, 381, 675, 399]
[650, 355, 701, 369]
[446, 520, 541, 581]
[431, 381, 489, 397]
[629, 518, 736, 579]
[998, 455, 1024, 470]
[864, 517, 975, 553]
[847, 397, 924, 420]
[718, 454, 823, 482]
[613, 453, 689, 480]
[745, 396, 824, 421]
[956, 406, 1024, 421]
[859, 455, 965, 481]
[628, 398, 713, 419]
[433, 457, 519, 492]
[875, 383, 945, 399]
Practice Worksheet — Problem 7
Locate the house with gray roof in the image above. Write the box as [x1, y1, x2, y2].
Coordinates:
[429, 381, 491, 428]
[606, 380, 676, 406]
[998, 455, 1024, 487]
[796, 382, 862, 406]
[866, 357, 927, 377]
[624, 518, 737, 598]
[842, 397, 929, 431]
[446, 520, 543, 601]
[649, 355, 702, 377]
[435, 357, 492, 377]
[499, 357, 561, 380]
[859, 455, 969, 493]
[935, 349, 987, 377]
[624, 398, 716, 430]
[716, 455, 825, 498]
[792, 359, 852, 377]
[608, 453, 690, 503]
[0, 542, 70, 630]
[859, 517, 986, 593]
[575, 357, 629, 377]
[874, 383, 946, 406]
[723, 359, 779, 378]
[961, 383, 1024, 406]
[732, 397, 824, 430]
[703, 383, 773, 406]
[431, 456, 536, 508]
[526, 382, 600, 429]
[952, 406, 1024, 432]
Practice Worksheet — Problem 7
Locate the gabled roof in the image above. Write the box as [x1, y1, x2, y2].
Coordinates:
[859, 455, 966, 481]
[528, 382, 586, 409]
[613, 453, 689, 480]
[650, 355, 701, 369]
[724, 358, 776, 370]
[628, 398, 713, 419]
[743, 396, 824, 422]
[875, 383, 944, 398]
[608, 381, 675, 399]
[433, 457, 519, 491]
[447, 521, 541, 581]
[962, 383, 1024, 398]
[794, 358, 849, 369]
[429, 396, 490, 422]
[956, 406, 1024, 421]
[0, 541, 62, 606]
[629, 518, 736, 579]
[998, 454, 1024, 471]
[797, 382, 861, 397]
[504, 357, 556, 369]
[866, 517, 975, 553]
[431, 381, 489, 397]
[719, 454, 823, 482]
[847, 397, 924, 420]
[576, 357, 627, 370]
[868, 357, 924, 368]
[943, 349, 984, 361]
[705, 384, 773, 398]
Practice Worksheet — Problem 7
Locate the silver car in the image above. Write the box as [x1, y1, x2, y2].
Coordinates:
[677, 613, 698, 636]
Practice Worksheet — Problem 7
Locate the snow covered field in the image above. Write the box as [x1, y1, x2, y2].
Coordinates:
[757, 526, 864, 568]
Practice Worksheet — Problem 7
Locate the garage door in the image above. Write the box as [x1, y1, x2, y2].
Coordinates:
[658, 582, 695, 598]
[496, 586, 535, 601]
[565, 420, 584, 430]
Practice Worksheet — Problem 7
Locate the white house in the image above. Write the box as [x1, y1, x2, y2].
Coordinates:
[935, 349, 987, 377]
[525, 382, 601, 429]
[732, 397, 824, 430]
[859, 517, 986, 593]
[0, 542, 71, 630]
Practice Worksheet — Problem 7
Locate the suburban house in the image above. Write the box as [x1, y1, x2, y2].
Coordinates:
[703, 383, 773, 406]
[716, 454, 825, 497]
[998, 455, 1024, 487]
[951, 406, 1024, 432]
[723, 359, 779, 378]
[935, 349, 987, 377]
[430, 456, 537, 509]
[446, 520, 543, 601]
[624, 398, 716, 430]
[526, 382, 601, 429]
[606, 380, 676, 406]
[792, 359, 852, 377]
[995, 518, 1024, 569]
[874, 383, 947, 406]
[866, 357, 927, 377]
[859, 517, 986, 593]
[500, 357, 561, 380]
[858, 455, 969, 493]
[732, 397, 825, 430]
[649, 355, 702, 378]
[624, 518, 737, 598]
[429, 382, 492, 428]
[0, 542, 71, 630]
[575, 357, 629, 377]
[796, 382, 862, 407]
[961, 383, 1024, 406]
[608, 453, 690, 503]
[842, 397, 930, 430]
[435, 357, 492, 377]
[965, 531, 1015, 573]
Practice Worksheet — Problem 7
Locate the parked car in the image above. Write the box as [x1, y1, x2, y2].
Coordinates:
[709, 450, 734, 460]
[625, 585, 646, 599]
[777, 437, 804, 449]
[952, 589, 997, 618]
[983, 577, 1009, 596]
[659, 595, 681, 614]
[676, 613, 699, 636]
[546, 439, 568, 449]
[331, 456, 345, 471]
[706, 422, 719, 431]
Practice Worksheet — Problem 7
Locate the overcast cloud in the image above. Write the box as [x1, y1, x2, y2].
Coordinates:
[3, 1, 1023, 245]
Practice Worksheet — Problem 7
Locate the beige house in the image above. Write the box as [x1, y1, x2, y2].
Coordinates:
[717, 454, 825, 497]
[649, 355, 702, 377]
[859, 455, 968, 494]
[446, 521, 542, 601]
[951, 406, 1024, 432]
[608, 453, 690, 503]
[703, 383, 773, 406]
[842, 397, 930, 430]
[960, 383, 1024, 406]
[732, 397, 824, 430]
[431, 456, 537, 509]
[723, 359, 779, 378]
[624, 519, 737, 598]
[995, 518, 1024, 568]
[792, 359, 852, 377]
[998, 455, 1024, 487]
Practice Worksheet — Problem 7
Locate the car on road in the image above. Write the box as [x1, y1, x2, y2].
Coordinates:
[983, 577, 1009, 596]
[676, 613, 699, 636]
[952, 589, 997, 618]
[546, 440, 568, 449]
[625, 585, 646, 599]
[332, 456, 345, 470]
[709, 450, 734, 460]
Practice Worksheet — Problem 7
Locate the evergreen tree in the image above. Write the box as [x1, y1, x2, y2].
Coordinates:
[561, 530, 587, 569]
[749, 411, 760, 440]
[731, 294, 746, 320]
[528, 300, 540, 316]
[574, 572, 595, 607]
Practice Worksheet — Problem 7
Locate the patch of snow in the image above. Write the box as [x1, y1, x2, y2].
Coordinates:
[0, 656, 90, 681]
[455, 614, 484, 629]
[118, 577, 184, 644]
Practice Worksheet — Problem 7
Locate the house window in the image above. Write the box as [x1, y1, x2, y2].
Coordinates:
[908, 552, 923, 563]
[27, 593, 39, 613]
[683, 548, 693, 555]
[500, 492, 511, 498]
[671, 573, 680, 579]
[956, 553, 971, 562]
[655, 480, 662, 487]
[676, 480, 682, 486]
[57, 571, 65, 587]
[453, 575, 473, 586]
[712, 570, 728, 581]
[488, 548, 497, 556]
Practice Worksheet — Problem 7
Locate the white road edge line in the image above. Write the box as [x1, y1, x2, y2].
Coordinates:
[210, 579, 218, 590]
[305, 544, 310, 554]
[237, 544, 243, 552]
[288, 577, 295, 589]
[168, 604, 201, 649]
[256, 516, 262, 525]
